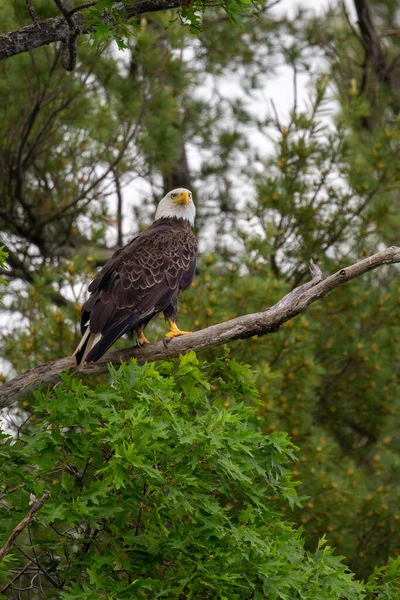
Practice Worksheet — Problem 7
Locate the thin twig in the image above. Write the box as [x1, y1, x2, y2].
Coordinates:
[25, 0, 39, 25]
[135, 483, 147, 536]
[70, 0, 99, 16]
[292, 63, 298, 116]
[52, 0, 69, 18]
[17, 546, 62, 589]
[269, 98, 282, 132]
[0, 557, 36, 594]
[0, 493, 50, 563]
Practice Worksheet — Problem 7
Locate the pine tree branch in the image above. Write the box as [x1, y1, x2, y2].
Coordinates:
[1, 246, 399, 406]
[0, 493, 50, 563]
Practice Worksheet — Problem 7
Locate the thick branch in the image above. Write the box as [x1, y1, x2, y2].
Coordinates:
[355, 0, 388, 76]
[1, 247, 399, 406]
[0, 493, 50, 563]
[354, 0, 399, 96]
[0, 0, 192, 62]
[0, 17, 69, 61]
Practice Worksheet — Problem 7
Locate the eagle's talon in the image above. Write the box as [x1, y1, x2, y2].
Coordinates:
[162, 319, 192, 348]
[136, 339, 150, 348]
[136, 328, 150, 347]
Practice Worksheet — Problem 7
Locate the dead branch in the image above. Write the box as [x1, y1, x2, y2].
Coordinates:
[0, 493, 50, 563]
[1, 247, 399, 406]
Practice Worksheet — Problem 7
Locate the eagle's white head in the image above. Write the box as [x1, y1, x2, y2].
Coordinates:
[155, 188, 196, 227]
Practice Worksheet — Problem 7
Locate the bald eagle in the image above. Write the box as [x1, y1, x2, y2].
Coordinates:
[74, 188, 197, 365]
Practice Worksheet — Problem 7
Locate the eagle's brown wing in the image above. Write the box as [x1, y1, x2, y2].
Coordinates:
[75, 220, 197, 364]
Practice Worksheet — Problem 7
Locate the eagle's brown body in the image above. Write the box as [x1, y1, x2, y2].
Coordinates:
[75, 216, 197, 365]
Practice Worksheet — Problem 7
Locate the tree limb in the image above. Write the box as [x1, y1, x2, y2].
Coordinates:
[354, 0, 399, 97]
[1, 247, 399, 406]
[0, 17, 69, 62]
[0, 0, 193, 62]
[0, 493, 50, 563]
[354, 0, 387, 73]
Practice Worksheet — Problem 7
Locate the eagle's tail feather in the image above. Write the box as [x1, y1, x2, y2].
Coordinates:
[73, 327, 101, 366]
[84, 318, 137, 364]
[73, 327, 90, 357]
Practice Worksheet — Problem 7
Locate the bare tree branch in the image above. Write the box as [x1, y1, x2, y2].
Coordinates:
[0, 493, 50, 563]
[0, 556, 36, 595]
[0, 247, 399, 406]
[25, 0, 39, 25]
[17, 546, 62, 590]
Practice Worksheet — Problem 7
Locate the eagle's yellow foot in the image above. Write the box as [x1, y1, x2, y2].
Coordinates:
[136, 328, 150, 347]
[163, 319, 191, 348]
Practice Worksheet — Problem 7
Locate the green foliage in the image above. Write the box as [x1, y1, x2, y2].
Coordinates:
[0, 354, 376, 599]
[85, 0, 266, 41]
[364, 556, 400, 599]
[0, 247, 7, 287]
[2, 0, 400, 592]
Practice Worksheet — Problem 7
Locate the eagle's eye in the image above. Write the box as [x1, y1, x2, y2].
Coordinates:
[170, 193, 177, 199]
[189, 192, 192, 198]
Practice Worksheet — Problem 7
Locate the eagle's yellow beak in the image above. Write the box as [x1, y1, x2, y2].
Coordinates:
[173, 191, 189, 206]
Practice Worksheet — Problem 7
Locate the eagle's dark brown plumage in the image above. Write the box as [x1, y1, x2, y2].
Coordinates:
[74, 188, 197, 365]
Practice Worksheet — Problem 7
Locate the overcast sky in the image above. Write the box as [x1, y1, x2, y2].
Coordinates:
[266, 0, 355, 115]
